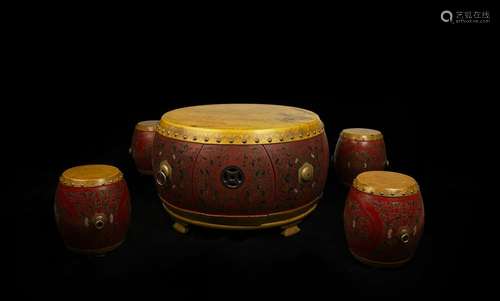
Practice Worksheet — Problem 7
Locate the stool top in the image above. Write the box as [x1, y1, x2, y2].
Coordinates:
[156, 104, 324, 145]
[340, 128, 383, 141]
[60, 164, 123, 187]
[353, 171, 419, 197]
[135, 120, 159, 132]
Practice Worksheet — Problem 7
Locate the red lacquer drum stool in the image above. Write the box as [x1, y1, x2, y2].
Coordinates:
[344, 171, 424, 267]
[130, 120, 159, 175]
[152, 104, 329, 236]
[54, 165, 131, 255]
[333, 128, 388, 186]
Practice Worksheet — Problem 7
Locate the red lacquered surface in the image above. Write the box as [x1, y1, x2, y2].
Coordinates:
[55, 179, 131, 254]
[131, 120, 158, 175]
[344, 181, 424, 266]
[334, 129, 387, 186]
[152, 133, 329, 217]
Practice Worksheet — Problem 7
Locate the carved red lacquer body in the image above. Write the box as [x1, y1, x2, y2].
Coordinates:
[153, 134, 329, 216]
[55, 165, 131, 254]
[151, 104, 329, 235]
[131, 120, 158, 175]
[344, 171, 424, 266]
[334, 128, 387, 186]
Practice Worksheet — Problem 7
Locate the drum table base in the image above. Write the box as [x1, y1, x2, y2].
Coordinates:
[161, 197, 319, 237]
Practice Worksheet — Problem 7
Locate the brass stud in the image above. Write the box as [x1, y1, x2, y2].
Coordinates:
[298, 162, 314, 183]
[193, 136, 197, 141]
[183, 135, 187, 140]
[254, 138, 260, 143]
[279, 137, 284, 142]
[204, 137, 209, 142]
[242, 139, 247, 144]
[267, 137, 272, 143]
[216, 138, 221, 143]
[229, 139, 234, 143]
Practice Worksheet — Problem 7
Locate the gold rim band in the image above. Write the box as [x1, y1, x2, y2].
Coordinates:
[350, 249, 413, 268]
[340, 128, 383, 141]
[160, 195, 321, 229]
[156, 104, 325, 145]
[135, 120, 159, 132]
[353, 171, 419, 197]
[59, 165, 124, 188]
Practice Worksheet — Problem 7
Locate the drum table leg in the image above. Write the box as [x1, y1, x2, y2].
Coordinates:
[281, 222, 301, 237]
[173, 221, 189, 234]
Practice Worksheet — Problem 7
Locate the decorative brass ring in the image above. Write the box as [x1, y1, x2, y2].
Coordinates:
[156, 160, 172, 186]
[156, 171, 167, 186]
[94, 215, 105, 230]
[400, 232, 410, 244]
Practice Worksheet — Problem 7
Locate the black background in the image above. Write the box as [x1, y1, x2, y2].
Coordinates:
[16, 4, 495, 300]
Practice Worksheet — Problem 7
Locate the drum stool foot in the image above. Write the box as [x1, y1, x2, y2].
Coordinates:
[281, 222, 301, 237]
[173, 221, 189, 234]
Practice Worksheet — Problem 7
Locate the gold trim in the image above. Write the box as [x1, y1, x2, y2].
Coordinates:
[350, 250, 413, 268]
[59, 165, 123, 188]
[353, 171, 419, 197]
[65, 240, 124, 255]
[156, 104, 325, 145]
[135, 120, 159, 132]
[164, 203, 317, 230]
[340, 128, 383, 141]
[160, 195, 321, 229]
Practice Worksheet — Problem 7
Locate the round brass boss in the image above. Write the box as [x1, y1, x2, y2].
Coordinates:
[156, 104, 324, 145]
[352, 171, 419, 197]
[59, 164, 123, 187]
[340, 128, 383, 141]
